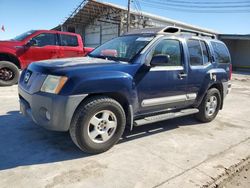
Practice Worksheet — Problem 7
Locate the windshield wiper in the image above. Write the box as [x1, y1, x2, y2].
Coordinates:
[88, 54, 131, 63]
[88, 54, 106, 59]
[89, 54, 118, 61]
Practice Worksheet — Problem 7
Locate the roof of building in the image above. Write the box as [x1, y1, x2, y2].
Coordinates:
[61, 0, 217, 34]
[219, 34, 250, 40]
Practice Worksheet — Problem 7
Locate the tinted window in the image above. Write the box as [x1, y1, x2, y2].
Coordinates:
[151, 39, 182, 66]
[211, 42, 230, 64]
[32, 33, 56, 47]
[187, 39, 203, 66]
[60, 34, 78, 47]
[200, 41, 209, 64]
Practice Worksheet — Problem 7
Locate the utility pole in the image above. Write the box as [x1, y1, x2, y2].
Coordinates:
[127, 0, 131, 32]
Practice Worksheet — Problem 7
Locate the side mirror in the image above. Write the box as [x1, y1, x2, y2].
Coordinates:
[150, 54, 170, 66]
[26, 39, 37, 47]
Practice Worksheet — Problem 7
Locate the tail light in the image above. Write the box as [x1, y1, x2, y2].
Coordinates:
[229, 64, 232, 80]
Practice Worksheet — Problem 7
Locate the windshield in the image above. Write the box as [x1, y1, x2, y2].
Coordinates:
[11, 30, 36, 41]
[89, 35, 154, 62]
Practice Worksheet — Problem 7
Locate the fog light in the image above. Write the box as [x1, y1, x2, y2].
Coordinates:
[45, 111, 51, 120]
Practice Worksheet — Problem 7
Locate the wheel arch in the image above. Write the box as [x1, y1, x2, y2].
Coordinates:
[208, 82, 224, 109]
[73, 92, 133, 130]
[0, 53, 21, 68]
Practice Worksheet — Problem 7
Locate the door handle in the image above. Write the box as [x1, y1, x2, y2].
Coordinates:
[178, 72, 187, 79]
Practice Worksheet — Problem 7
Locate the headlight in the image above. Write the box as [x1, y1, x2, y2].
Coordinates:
[41, 75, 68, 94]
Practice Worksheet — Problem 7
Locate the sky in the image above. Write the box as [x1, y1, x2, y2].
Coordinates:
[0, 0, 250, 40]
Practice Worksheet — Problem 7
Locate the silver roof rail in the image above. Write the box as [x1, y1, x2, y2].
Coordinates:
[158, 26, 216, 39]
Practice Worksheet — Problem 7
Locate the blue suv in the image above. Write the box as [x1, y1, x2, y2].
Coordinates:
[18, 27, 232, 153]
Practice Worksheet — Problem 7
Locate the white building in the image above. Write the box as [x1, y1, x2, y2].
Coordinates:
[54, 0, 217, 47]
[54, 0, 249, 71]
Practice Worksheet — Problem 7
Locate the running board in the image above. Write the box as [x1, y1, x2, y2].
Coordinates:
[134, 108, 199, 126]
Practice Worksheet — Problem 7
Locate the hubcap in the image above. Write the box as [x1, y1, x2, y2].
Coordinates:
[0, 67, 14, 81]
[205, 95, 218, 117]
[87, 110, 117, 143]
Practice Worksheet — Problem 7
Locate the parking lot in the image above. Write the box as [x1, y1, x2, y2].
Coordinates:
[0, 73, 250, 188]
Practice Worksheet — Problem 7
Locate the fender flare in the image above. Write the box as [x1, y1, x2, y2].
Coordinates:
[0, 50, 21, 68]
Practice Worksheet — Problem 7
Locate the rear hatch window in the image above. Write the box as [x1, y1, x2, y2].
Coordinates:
[211, 41, 232, 79]
[211, 42, 231, 64]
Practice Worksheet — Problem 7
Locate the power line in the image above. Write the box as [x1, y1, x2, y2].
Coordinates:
[135, 0, 142, 12]
[133, 0, 140, 12]
[139, 3, 250, 13]
[133, 0, 143, 16]
[139, 0, 250, 13]
[140, 0, 250, 9]
[151, 0, 250, 5]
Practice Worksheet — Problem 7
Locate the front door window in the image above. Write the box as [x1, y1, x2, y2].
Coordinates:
[150, 39, 182, 66]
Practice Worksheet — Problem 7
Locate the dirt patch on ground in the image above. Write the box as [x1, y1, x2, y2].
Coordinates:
[203, 156, 250, 188]
[219, 162, 250, 188]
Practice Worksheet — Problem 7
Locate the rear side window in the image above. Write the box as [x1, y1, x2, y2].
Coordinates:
[200, 41, 209, 64]
[60, 34, 78, 47]
[211, 42, 230, 64]
[32, 33, 57, 47]
[187, 39, 210, 66]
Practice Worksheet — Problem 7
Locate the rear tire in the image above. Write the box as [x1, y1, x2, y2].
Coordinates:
[69, 96, 126, 154]
[0, 61, 20, 86]
[195, 88, 221, 123]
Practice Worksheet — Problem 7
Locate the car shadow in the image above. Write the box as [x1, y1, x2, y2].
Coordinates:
[0, 110, 200, 170]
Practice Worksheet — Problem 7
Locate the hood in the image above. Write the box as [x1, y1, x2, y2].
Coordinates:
[0, 40, 24, 50]
[28, 56, 129, 75]
[34, 56, 119, 68]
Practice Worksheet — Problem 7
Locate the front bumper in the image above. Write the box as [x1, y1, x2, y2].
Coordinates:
[18, 86, 87, 131]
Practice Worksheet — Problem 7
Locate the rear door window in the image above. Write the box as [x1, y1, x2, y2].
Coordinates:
[200, 41, 210, 64]
[211, 42, 230, 64]
[60, 34, 79, 47]
[32, 33, 57, 47]
[187, 39, 210, 66]
[187, 39, 203, 66]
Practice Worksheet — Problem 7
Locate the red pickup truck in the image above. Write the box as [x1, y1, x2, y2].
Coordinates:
[0, 30, 93, 86]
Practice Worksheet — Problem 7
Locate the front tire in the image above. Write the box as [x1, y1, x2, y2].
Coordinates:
[0, 61, 20, 86]
[70, 96, 126, 154]
[195, 88, 221, 123]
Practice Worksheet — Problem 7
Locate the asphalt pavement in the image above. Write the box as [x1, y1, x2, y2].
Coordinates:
[0, 73, 250, 188]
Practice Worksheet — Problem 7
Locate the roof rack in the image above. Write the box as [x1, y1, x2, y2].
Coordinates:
[158, 26, 216, 39]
